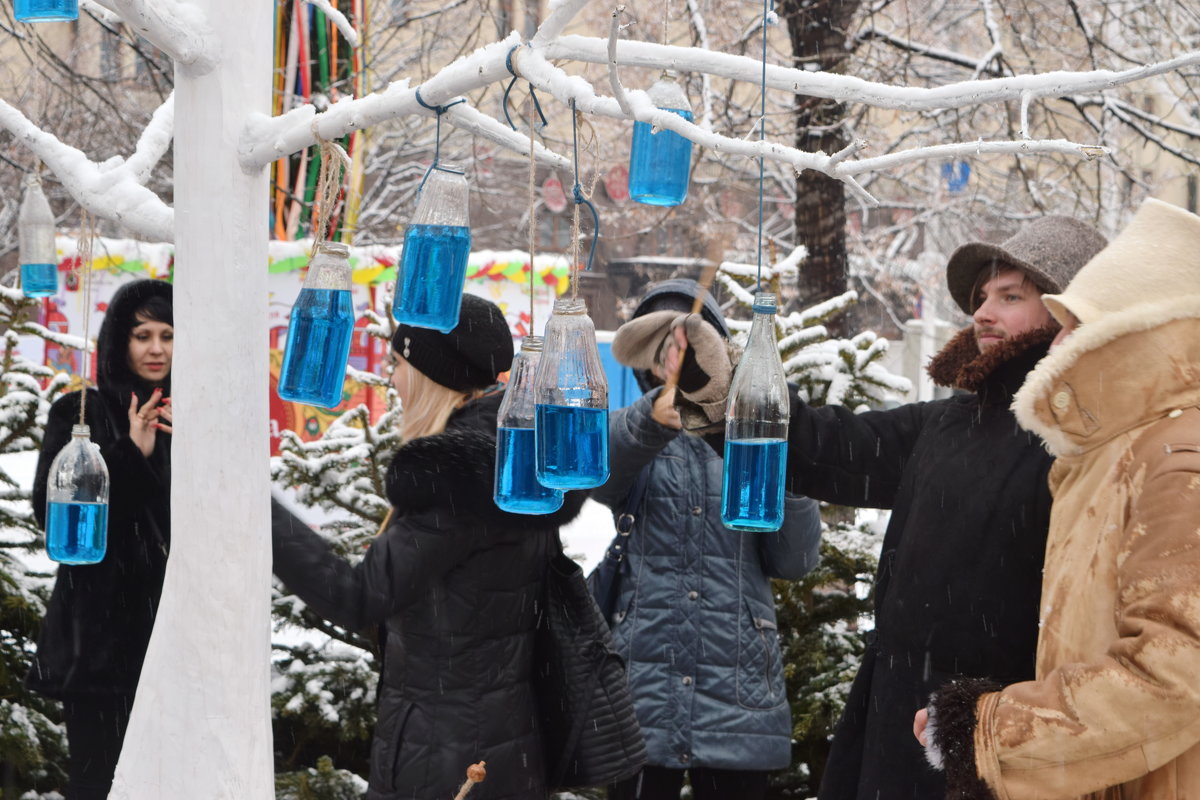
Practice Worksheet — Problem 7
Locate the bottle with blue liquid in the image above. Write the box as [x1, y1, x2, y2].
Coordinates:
[278, 241, 356, 408]
[721, 292, 790, 532]
[46, 424, 109, 564]
[495, 336, 564, 515]
[629, 74, 694, 207]
[15, 0, 77, 22]
[534, 298, 609, 490]
[18, 173, 58, 298]
[392, 164, 472, 333]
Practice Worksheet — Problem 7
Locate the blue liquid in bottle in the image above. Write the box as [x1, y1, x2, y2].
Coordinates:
[21, 263, 57, 297]
[535, 404, 609, 490]
[721, 438, 787, 531]
[629, 108, 694, 207]
[495, 427, 564, 514]
[47, 501, 108, 564]
[392, 224, 472, 332]
[278, 287, 355, 408]
[15, 0, 77, 21]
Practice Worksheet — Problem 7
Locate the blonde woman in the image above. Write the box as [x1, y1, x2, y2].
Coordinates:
[272, 294, 585, 800]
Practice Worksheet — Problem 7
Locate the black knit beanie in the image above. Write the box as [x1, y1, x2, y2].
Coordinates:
[391, 294, 514, 391]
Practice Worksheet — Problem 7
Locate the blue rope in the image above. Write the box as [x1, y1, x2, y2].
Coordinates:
[569, 99, 600, 272]
[755, 0, 773, 291]
[502, 45, 548, 132]
[414, 88, 467, 192]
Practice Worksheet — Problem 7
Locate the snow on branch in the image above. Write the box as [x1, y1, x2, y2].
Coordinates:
[240, 33, 571, 172]
[0, 99, 174, 242]
[91, 0, 218, 74]
[302, 0, 360, 48]
[121, 93, 175, 184]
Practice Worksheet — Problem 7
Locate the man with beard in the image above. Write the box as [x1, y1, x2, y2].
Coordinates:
[666, 215, 1106, 799]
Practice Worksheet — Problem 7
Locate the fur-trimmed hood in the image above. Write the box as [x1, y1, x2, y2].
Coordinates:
[385, 396, 586, 528]
[1013, 295, 1200, 457]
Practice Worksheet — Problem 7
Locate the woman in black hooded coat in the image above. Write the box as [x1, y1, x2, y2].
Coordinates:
[27, 279, 174, 800]
[272, 295, 585, 800]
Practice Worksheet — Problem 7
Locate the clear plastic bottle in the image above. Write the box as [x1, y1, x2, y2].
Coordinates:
[392, 165, 472, 333]
[628, 75, 694, 207]
[15, 0, 77, 22]
[278, 241, 355, 408]
[495, 336, 564, 514]
[721, 292, 789, 531]
[533, 298, 609, 490]
[46, 424, 110, 564]
[18, 174, 58, 298]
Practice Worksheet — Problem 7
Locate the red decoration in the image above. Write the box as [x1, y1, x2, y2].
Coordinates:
[542, 175, 568, 214]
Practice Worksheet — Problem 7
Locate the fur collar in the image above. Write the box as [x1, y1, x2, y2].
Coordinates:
[385, 425, 585, 528]
[926, 324, 1057, 398]
[1013, 295, 1200, 457]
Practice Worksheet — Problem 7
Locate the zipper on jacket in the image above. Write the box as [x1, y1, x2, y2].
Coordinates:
[754, 617, 777, 695]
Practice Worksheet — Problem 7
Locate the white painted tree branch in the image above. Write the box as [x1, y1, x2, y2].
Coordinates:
[98, 0, 219, 74]
[301, 0, 359, 48]
[0, 98, 174, 241]
[543, 35, 1200, 110]
[123, 92, 176, 184]
[78, 0, 122, 27]
[607, 8, 634, 117]
[240, 33, 571, 171]
[530, 0, 589, 48]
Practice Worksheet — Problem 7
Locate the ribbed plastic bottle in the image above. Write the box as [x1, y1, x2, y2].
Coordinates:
[18, 174, 58, 298]
[278, 241, 356, 408]
[46, 424, 109, 564]
[392, 165, 472, 333]
[628, 75, 694, 207]
[15, 0, 77, 22]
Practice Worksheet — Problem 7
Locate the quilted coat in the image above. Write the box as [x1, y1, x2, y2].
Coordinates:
[929, 201, 1200, 800]
[590, 389, 822, 771]
[272, 393, 585, 800]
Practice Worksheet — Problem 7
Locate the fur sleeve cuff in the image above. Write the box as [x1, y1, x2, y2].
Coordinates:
[927, 677, 1001, 800]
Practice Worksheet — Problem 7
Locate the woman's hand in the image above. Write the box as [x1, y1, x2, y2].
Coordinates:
[128, 388, 171, 458]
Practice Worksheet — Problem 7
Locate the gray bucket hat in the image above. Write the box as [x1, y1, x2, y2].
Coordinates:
[946, 216, 1107, 315]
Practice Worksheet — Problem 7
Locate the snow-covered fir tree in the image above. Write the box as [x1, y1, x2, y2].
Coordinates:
[716, 249, 908, 793]
[0, 284, 83, 794]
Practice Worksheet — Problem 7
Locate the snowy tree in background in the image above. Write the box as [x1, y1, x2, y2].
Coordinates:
[717, 252, 904, 793]
[0, 285, 81, 794]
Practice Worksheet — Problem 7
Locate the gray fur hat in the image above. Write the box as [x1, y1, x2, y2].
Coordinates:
[946, 216, 1107, 315]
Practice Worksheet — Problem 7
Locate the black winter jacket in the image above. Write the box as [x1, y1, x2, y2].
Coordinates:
[806, 328, 1056, 800]
[272, 393, 585, 800]
[27, 280, 173, 699]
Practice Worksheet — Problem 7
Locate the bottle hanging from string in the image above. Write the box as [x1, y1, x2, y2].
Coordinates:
[392, 164, 472, 333]
[533, 298, 609, 490]
[628, 74, 694, 207]
[15, 0, 77, 22]
[46, 423, 110, 564]
[278, 241, 356, 408]
[18, 173, 58, 298]
[721, 292, 789, 531]
[495, 336, 564, 514]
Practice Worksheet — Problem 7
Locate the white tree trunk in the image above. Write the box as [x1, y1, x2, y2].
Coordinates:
[109, 0, 273, 796]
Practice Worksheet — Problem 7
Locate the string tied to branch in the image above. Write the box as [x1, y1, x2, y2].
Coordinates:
[309, 117, 353, 252]
[414, 88, 467, 192]
[568, 99, 600, 299]
[502, 45, 547, 132]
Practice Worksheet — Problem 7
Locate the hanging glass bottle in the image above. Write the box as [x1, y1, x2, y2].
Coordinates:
[46, 424, 109, 564]
[392, 164, 472, 333]
[628, 74, 694, 207]
[18, 173, 58, 298]
[533, 298, 609, 490]
[721, 292, 789, 531]
[278, 241, 356, 408]
[495, 336, 564, 514]
[15, 0, 77, 22]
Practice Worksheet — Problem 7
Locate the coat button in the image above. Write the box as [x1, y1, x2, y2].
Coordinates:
[1052, 391, 1070, 410]
[681, 753, 690, 763]
[691, 506, 702, 516]
[687, 591, 698, 601]
[682, 676, 692, 686]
